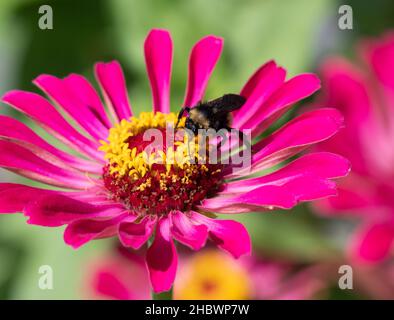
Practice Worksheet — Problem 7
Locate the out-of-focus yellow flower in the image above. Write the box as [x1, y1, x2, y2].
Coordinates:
[174, 250, 252, 300]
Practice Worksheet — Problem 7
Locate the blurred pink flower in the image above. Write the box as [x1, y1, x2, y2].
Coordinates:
[0, 29, 348, 292]
[313, 33, 394, 263]
[355, 259, 394, 299]
[85, 246, 326, 300]
[85, 247, 150, 300]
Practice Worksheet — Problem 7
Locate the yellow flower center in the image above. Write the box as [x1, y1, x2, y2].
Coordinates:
[99, 112, 223, 215]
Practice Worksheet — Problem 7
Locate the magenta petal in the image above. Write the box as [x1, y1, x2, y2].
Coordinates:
[0, 183, 53, 213]
[1, 90, 103, 161]
[34, 75, 108, 141]
[25, 194, 124, 227]
[183, 35, 223, 108]
[64, 190, 117, 205]
[202, 175, 338, 214]
[202, 184, 297, 212]
[209, 220, 251, 258]
[351, 222, 394, 263]
[91, 253, 150, 300]
[320, 58, 372, 127]
[191, 212, 251, 258]
[283, 176, 338, 202]
[118, 216, 156, 250]
[224, 152, 350, 193]
[144, 29, 173, 114]
[255, 108, 344, 156]
[362, 33, 394, 93]
[0, 115, 101, 174]
[316, 173, 382, 215]
[278, 152, 350, 179]
[246, 73, 321, 137]
[95, 61, 132, 121]
[240, 60, 278, 98]
[317, 58, 376, 174]
[244, 108, 344, 175]
[0, 140, 94, 189]
[94, 271, 135, 300]
[170, 211, 208, 250]
[233, 60, 284, 119]
[233, 61, 286, 128]
[64, 214, 127, 249]
[146, 217, 177, 293]
[63, 73, 112, 128]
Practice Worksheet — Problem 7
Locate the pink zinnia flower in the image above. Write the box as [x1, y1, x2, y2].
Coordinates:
[0, 29, 349, 292]
[313, 33, 394, 263]
[85, 245, 327, 300]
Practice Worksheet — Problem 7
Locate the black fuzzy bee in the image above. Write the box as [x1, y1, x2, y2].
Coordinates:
[175, 94, 246, 134]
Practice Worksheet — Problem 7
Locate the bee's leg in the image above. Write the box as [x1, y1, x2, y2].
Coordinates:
[175, 107, 190, 129]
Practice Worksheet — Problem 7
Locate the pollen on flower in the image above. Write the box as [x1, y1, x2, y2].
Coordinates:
[99, 112, 224, 216]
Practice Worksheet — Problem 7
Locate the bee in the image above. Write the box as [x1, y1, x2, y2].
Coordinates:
[175, 94, 246, 134]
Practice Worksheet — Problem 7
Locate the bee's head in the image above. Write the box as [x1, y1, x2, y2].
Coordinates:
[185, 117, 198, 135]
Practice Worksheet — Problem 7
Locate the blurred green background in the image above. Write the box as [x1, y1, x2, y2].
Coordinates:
[0, 0, 392, 299]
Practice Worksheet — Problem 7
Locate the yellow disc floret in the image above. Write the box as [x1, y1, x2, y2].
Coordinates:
[99, 112, 199, 183]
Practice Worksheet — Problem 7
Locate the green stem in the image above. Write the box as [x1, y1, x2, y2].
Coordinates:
[152, 287, 173, 300]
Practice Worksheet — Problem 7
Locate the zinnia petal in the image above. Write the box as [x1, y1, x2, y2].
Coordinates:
[317, 58, 375, 174]
[233, 61, 286, 128]
[362, 32, 394, 94]
[64, 214, 128, 249]
[34, 74, 109, 140]
[0, 183, 54, 214]
[0, 115, 101, 174]
[0, 140, 94, 189]
[201, 184, 297, 212]
[1, 90, 103, 161]
[170, 211, 208, 250]
[351, 222, 394, 263]
[244, 73, 321, 137]
[223, 152, 350, 193]
[183, 35, 223, 108]
[240, 108, 344, 176]
[25, 194, 124, 227]
[63, 73, 112, 128]
[202, 176, 338, 213]
[146, 217, 178, 293]
[95, 61, 132, 121]
[144, 29, 173, 113]
[119, 216, 157, 250]
[191, 212, 251, 258]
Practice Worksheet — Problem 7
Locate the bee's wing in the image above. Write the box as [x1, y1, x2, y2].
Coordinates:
[205, 94, 246, 113]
